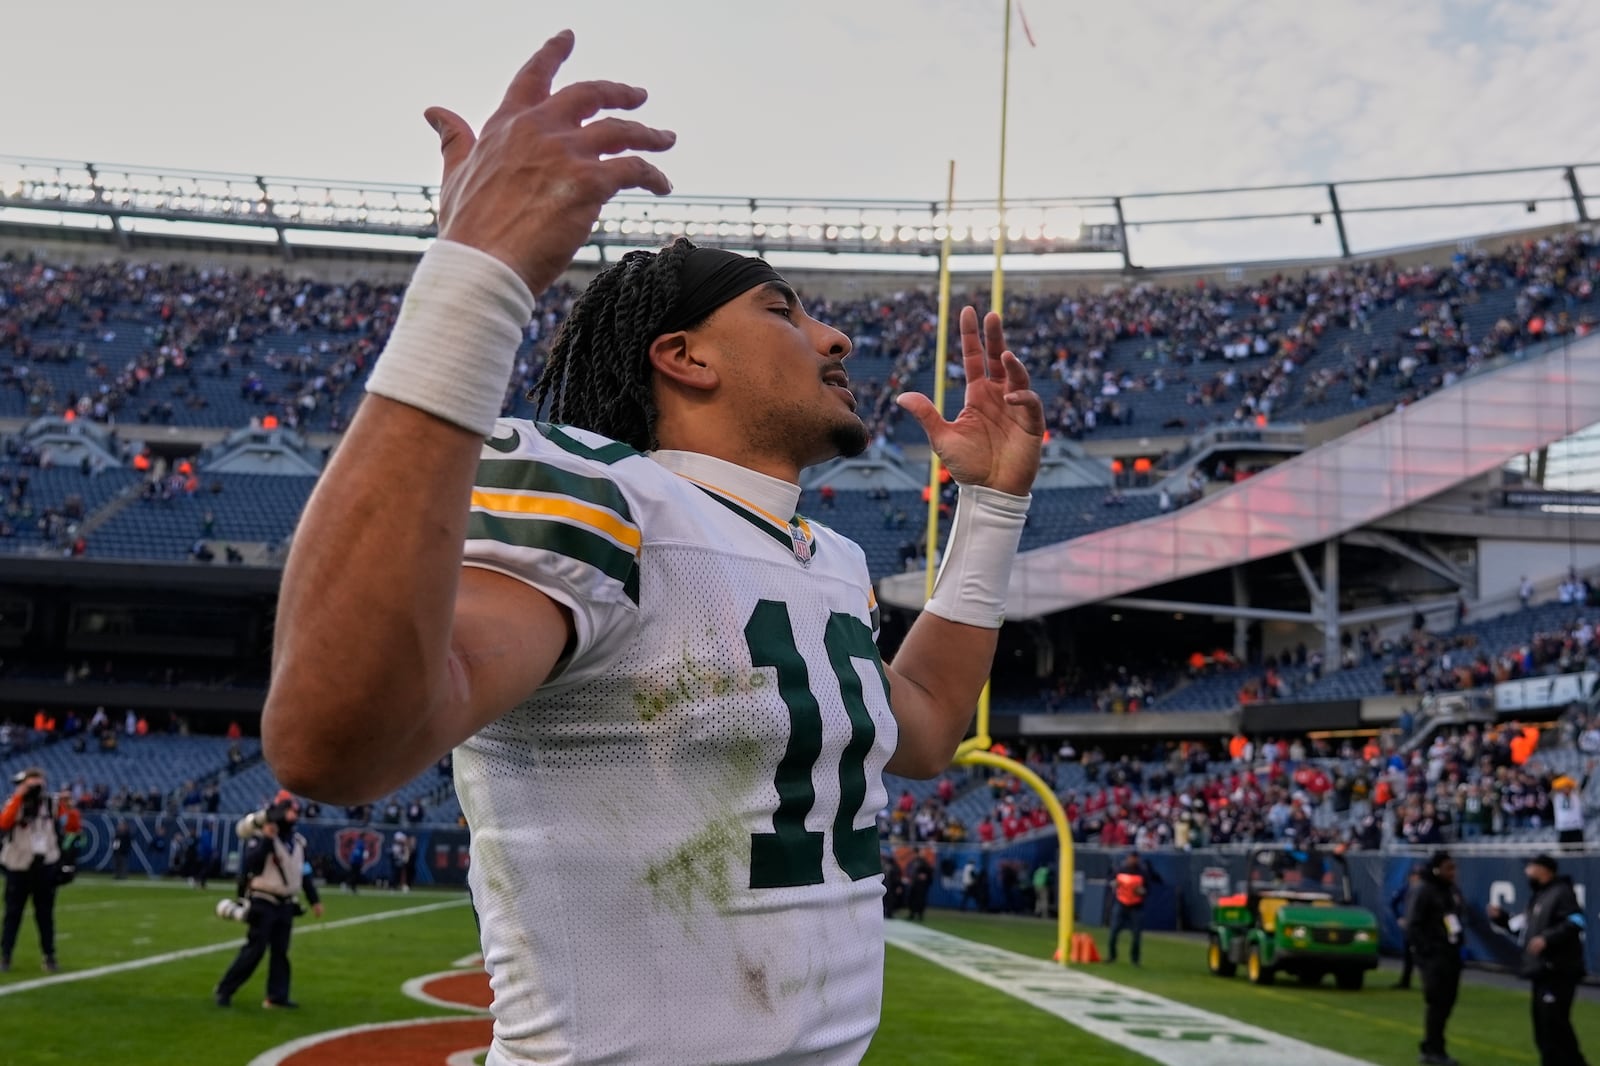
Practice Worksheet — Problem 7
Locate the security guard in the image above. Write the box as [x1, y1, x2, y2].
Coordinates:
[1488, 854, 1590, 1066]
[1406, 850, 1464, 1066]
[214, 792, 323, 1008]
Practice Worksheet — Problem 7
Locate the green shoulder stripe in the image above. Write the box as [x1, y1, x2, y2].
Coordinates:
[474, 458, 634, 523]
[535, 422, 639, 465]
[466, 511, 640, 605]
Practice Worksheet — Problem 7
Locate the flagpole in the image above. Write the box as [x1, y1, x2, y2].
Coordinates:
[993, 0, 1012, 310]
[972, 0, 1014, 754]
[924, 161, 957, 607]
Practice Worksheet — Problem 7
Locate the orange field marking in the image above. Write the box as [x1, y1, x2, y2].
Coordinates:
[251, 959, 495, 1065]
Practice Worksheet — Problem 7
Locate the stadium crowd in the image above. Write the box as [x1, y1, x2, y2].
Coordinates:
[882, 706, 1597, 854]
[3, 231, 1596, 448]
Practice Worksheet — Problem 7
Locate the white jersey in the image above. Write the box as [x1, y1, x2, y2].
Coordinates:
[458, 420, 899, 1066]
[1552, 787, 1584, 832]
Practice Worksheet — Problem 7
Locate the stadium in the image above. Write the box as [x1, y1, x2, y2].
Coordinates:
[3, 9, 1600, 1066]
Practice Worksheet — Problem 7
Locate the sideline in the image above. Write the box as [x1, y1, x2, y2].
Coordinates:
[0, 898, 470, 998]
[1154, 927, 1600, 1000]
[885, 921, 1379, 1066]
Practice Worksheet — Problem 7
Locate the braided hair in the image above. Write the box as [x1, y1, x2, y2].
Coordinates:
[531, 238, 705, 451]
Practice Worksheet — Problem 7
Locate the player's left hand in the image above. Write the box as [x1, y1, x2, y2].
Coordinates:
[1528, 934, 1546, 956]
[896, 306, 1044, 497]
[312, 903, 325, 919]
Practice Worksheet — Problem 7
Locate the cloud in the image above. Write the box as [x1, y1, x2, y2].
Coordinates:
[4, 0, 1598, 267]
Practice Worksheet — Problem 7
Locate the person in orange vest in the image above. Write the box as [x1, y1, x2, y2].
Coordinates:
[1108, 851, 1153, 965]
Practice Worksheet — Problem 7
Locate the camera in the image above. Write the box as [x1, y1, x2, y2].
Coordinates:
[216, 897, 252, 923]
[20, 782, 42, 819]
[263, 798, 298, 829]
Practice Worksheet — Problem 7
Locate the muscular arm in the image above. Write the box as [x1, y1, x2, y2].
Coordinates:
[882, 307, 1043, 778]
[263, 398, 570, 803]
[265, 33, 671, 804]
[883, 616, 992, 777]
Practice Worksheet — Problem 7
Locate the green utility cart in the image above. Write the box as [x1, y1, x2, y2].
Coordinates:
[1207, 846, 1380, 990]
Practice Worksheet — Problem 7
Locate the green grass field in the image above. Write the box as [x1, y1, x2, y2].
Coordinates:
[0, 877, 1590, 1065]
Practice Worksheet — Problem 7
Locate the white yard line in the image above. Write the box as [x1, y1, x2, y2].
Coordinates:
[0, 898, 470, 997]
[885, 922, 1379, 1066]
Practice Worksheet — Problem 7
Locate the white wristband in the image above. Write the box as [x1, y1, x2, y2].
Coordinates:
[365, 240, 536, 437]
[923, 484, 1030, 629]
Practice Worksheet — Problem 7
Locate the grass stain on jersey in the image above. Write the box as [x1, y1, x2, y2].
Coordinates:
[738, 953, 774, 1013]
[633, 645, 760, 723]
[724, 734, 765, 793]
[641, 814, 744, 915]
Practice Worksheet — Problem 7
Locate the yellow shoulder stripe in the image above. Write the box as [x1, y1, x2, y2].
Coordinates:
[469, 490, 642, 551]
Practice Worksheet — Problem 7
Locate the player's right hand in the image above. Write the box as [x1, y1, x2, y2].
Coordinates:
[424, 30, 676, 295]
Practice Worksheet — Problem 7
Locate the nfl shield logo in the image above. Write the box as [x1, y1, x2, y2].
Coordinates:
[790, 524, 812, 567]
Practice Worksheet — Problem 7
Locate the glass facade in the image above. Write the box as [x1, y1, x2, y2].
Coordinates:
[878, 334, 1600, 619]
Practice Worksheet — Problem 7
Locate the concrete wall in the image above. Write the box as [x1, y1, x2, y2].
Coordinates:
[1478, 538, 1600, 602]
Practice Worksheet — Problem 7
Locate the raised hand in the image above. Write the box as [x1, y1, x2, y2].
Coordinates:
[896, 305, 1045, 497]
[424, 30, 676, 294]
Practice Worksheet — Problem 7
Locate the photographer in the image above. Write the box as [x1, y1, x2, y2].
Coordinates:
[213, 791, 323, 1008]
[0, 768, 79, 973]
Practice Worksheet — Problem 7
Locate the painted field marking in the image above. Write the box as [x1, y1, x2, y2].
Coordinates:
[401, 968, 492, 1014]
[243, 1017, 492, 1066]
[56, 900, 123, 913]
[0, 898, 470, 998]
[885, 921, 1379, 1066]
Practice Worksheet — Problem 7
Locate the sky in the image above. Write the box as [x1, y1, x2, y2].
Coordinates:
[6, 0, 1600, 268]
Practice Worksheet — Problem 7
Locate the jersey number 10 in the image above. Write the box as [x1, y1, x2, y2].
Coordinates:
[744, 598, 886, 889]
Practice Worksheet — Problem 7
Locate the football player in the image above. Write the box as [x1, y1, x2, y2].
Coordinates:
[264, 30, 1043, 1066]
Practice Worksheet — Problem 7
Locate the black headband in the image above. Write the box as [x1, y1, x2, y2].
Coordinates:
[658, 247, 786, 334]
